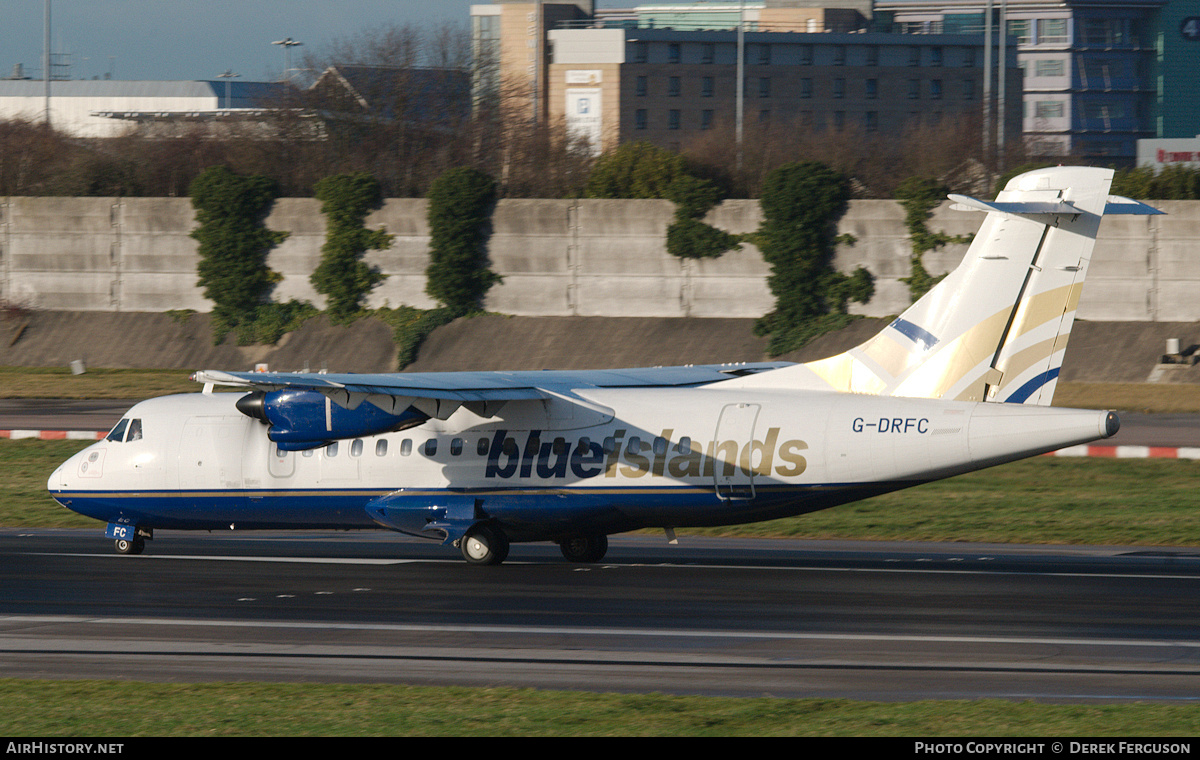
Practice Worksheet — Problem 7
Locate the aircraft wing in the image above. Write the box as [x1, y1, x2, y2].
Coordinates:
[193, 362, 790, 417]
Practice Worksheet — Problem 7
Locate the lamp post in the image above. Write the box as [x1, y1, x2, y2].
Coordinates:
[217, 69, 240, 109]
[43, 0, 51, 126]
[736, 0, 745, 173]
[272, 37, 303, 83]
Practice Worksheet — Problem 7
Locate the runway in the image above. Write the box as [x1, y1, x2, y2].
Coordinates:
[2, 530, 1199, 701]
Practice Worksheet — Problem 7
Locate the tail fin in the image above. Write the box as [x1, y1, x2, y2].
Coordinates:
[733, 166, 1161, 405]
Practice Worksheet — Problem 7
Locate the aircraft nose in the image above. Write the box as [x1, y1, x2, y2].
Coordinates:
[47, 463, 65, 494]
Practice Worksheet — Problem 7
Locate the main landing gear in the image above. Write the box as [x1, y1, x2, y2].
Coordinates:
[558, 534, 608, 563]
[456, 525, 610, 566]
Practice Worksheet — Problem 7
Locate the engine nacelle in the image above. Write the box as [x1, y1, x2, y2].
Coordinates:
[236, 389, 427, 451]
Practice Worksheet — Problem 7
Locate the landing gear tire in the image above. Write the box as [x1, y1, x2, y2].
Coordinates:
[559, 534, 608, 563]
[460, 524, 510, 566]
[114, 537, 144, 555]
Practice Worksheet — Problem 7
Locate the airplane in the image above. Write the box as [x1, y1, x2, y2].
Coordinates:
[47, 166, 1162, 565]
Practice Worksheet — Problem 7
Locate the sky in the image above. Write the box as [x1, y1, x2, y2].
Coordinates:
[2, 1, 618, 83]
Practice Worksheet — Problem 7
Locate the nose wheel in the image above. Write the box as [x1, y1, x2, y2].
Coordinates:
[114, 537, 145, 555]
[459, 524, 509, 565]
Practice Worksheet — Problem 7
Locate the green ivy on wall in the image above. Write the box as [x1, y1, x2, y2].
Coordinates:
[189, 166, 290, 344]
[894, 177, 972, 303]
[425, 167, 501, 314]
[751, 161, 874, 356]
[585, 142, 740, 260]
[310, 172, 393, 325]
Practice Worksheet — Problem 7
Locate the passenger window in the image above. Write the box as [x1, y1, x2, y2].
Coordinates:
[451, 438, 463, 456]
[326, 442, 339, 458]
[375, 439, 388, 457]
[477, 438, 489, 456]
[400, 439, 412, 456]
[106, 419, 129, 442]
[350, 439, 363, 457]
[423, 439, 437, 457]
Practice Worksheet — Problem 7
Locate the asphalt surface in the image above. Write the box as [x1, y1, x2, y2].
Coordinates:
[2, 530, 1199, 701]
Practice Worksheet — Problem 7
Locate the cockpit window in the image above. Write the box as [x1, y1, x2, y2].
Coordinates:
[106, 418, 129, 442]
[105, 418, 143, 442]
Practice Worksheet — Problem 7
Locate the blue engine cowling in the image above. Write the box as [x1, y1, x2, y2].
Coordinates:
[236, 389, 428, 451]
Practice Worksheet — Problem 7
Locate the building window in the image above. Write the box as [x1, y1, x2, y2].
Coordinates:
[701, 110, 714, 130]
[668, 42, 681, 63]
[962, 79, 975, 100]
[702, 42, 714, 64]
[632, 42, 648, 64]
[758, 77, 771, 98]
[833, 78, 845, 99]
[1008, 19, 1031, 45]
[800, 78, 812, 99]
[668, 76, 680, 97]
[833, 111, 845, 130]
[832, 45, 846, 65]
[1035, 100, 1065, 118]
[866, 46, 878, 67]
[668, 109, 680, 130]
[865, 79, 877, 99]
[701, 76, 714, 97]
[930, 47, 943, 67]
[865, 112, 878, 132]
[635, 75, 647, 96]
[930, 79, 943, 100]
[757, 43, 771, 65]
[908, 79, 920, 99]
[635, 109, 647, 130]
[1039, 18, 1068, 45]
[1035, 59, 1064, 77]
[962, 47, 975, 67]
[799, 44, 812, 65]
[758, 109, 771, 124]
[908, 46, 921, 67]
[1082, 19, 1129, 47]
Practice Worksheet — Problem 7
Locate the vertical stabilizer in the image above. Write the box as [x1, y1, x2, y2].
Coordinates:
[730, 166, 1161, 405]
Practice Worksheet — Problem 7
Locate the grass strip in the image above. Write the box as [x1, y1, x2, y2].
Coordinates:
[2, 680, 1198, 736]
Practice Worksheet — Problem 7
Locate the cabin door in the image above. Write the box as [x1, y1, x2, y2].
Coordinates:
[712, 403, 759, 500]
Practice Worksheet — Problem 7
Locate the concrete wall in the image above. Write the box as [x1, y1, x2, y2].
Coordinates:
[1, 195, 1195, 322]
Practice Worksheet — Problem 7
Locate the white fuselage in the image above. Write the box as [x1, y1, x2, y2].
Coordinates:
[48, 388, 1115, 542]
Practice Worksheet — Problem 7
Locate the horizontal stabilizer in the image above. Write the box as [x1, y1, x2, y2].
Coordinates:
[950, 193, 1163, 217]
[948, 194, 1082, 216]
[1102, 195, 1165, 215]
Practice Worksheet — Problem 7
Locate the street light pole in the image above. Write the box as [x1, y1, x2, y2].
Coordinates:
[272, 37, 303, 83]
[217, 69, 240, 109]
[736, 0, 744, 173]
[43, 0, 51, 127]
